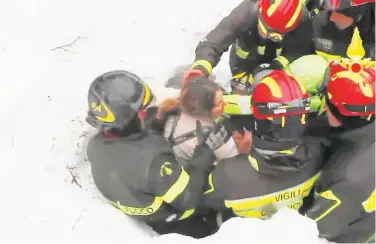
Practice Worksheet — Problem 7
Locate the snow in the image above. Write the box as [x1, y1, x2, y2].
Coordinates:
[0, 0, 331, 243]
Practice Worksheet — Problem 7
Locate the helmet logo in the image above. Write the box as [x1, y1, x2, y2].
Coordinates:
[91, 101, 116, 123]
[346, 27, 365, 60]
[329, 27, 375, 98]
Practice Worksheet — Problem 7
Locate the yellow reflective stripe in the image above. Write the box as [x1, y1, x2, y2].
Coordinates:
[300, 114, 306, 125]
[318, 96, 327, 115]
[279, 149, 294, 154]
[362, 190, 376, 213]
[111, 197, 163, 216]
[232, 72, 247, 79]
[286, 3, 302, 28]
[274, 56, 289, 68]
[179, 209, 195, 220]
[235, 41, 249, 59]
[315, 50, 342, 61]
[276, 48, 282, 56]
[162, 169, 190, 203]
[223, 94, 253, 115]
[248, 154, 259, 171]
[110, 169, 190, 217]
[258, 20, 268, 35]
[223, 94, 242, 115]
[258, 46, 265, 55]
[365, 234, 375, 243]
[248, 74, 254, 84]
[225, 172, 321, 218]
[192, 60, 213, 74]
[313, 190, 342, 222]
[204, 173, 215, 194]
[281, 116, 286, 127]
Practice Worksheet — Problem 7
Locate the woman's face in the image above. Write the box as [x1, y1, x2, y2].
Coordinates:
[211, 90, 226, 118]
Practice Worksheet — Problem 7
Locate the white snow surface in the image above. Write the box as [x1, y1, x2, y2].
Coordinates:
[0, 0, 332, 243]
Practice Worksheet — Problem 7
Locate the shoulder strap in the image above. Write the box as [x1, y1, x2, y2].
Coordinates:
[167, 111, 213, 147]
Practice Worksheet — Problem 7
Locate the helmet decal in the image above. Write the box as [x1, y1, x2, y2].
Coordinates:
[267, 0, 283, 17]
[260, 77, 283, 98]
[142, 83, 152, 107]
[346, 26, 366, 60]
[285, 1, 303, 28]
[91, 100, 116, 123]
[327, 27, 375, 116]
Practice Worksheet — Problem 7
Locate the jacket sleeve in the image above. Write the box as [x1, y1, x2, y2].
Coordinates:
[148, 147, 215, 220]
[304, 147, 375, 242]
[273, 18, 314, 69]
[192, 0, 256, 76]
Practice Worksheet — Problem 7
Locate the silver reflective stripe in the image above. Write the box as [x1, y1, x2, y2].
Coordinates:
[239, 95, 252, 114]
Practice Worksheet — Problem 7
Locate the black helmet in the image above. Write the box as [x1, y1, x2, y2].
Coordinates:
[86, 70, 154, 130]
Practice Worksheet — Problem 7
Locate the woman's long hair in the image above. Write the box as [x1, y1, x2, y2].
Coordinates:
[157, 77, 222, 121]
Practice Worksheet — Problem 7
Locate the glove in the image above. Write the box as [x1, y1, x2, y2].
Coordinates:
[182, 69, 205, 87]
[195, 120, 211, 146]
[205, 123, 230, 151]
[192, 120, 216, 172]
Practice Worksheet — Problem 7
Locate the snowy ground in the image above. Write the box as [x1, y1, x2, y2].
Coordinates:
[1, 0, 331, 243]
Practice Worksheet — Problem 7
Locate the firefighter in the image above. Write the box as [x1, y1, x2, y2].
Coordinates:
[303, 27, 375, 243]
[313, 0, 375, 61]
[182, 0, 314, 95]
[85, 70, 228, 238]
[197, 70, 325, 222]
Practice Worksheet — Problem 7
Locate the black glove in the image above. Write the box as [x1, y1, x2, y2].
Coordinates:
[190, 120, 216, 172]
[205, 123, 230, 151]
[195, 120, 211, 146]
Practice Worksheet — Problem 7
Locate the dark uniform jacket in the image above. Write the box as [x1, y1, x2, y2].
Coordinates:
[87, 128, 214, 223]
[304, 121, 375, 243]
[192, 0, 314, 76]
[198, 135, 325, 219]
[313, 3, 375, 60]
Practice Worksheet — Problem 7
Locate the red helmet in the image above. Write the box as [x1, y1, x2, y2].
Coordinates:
[325, 26, 376, 117]
[258, 0, 304, 37]
[325, 0, 375, 10]
[252, 70, 311, 120]
[327, 61, 375, 116]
